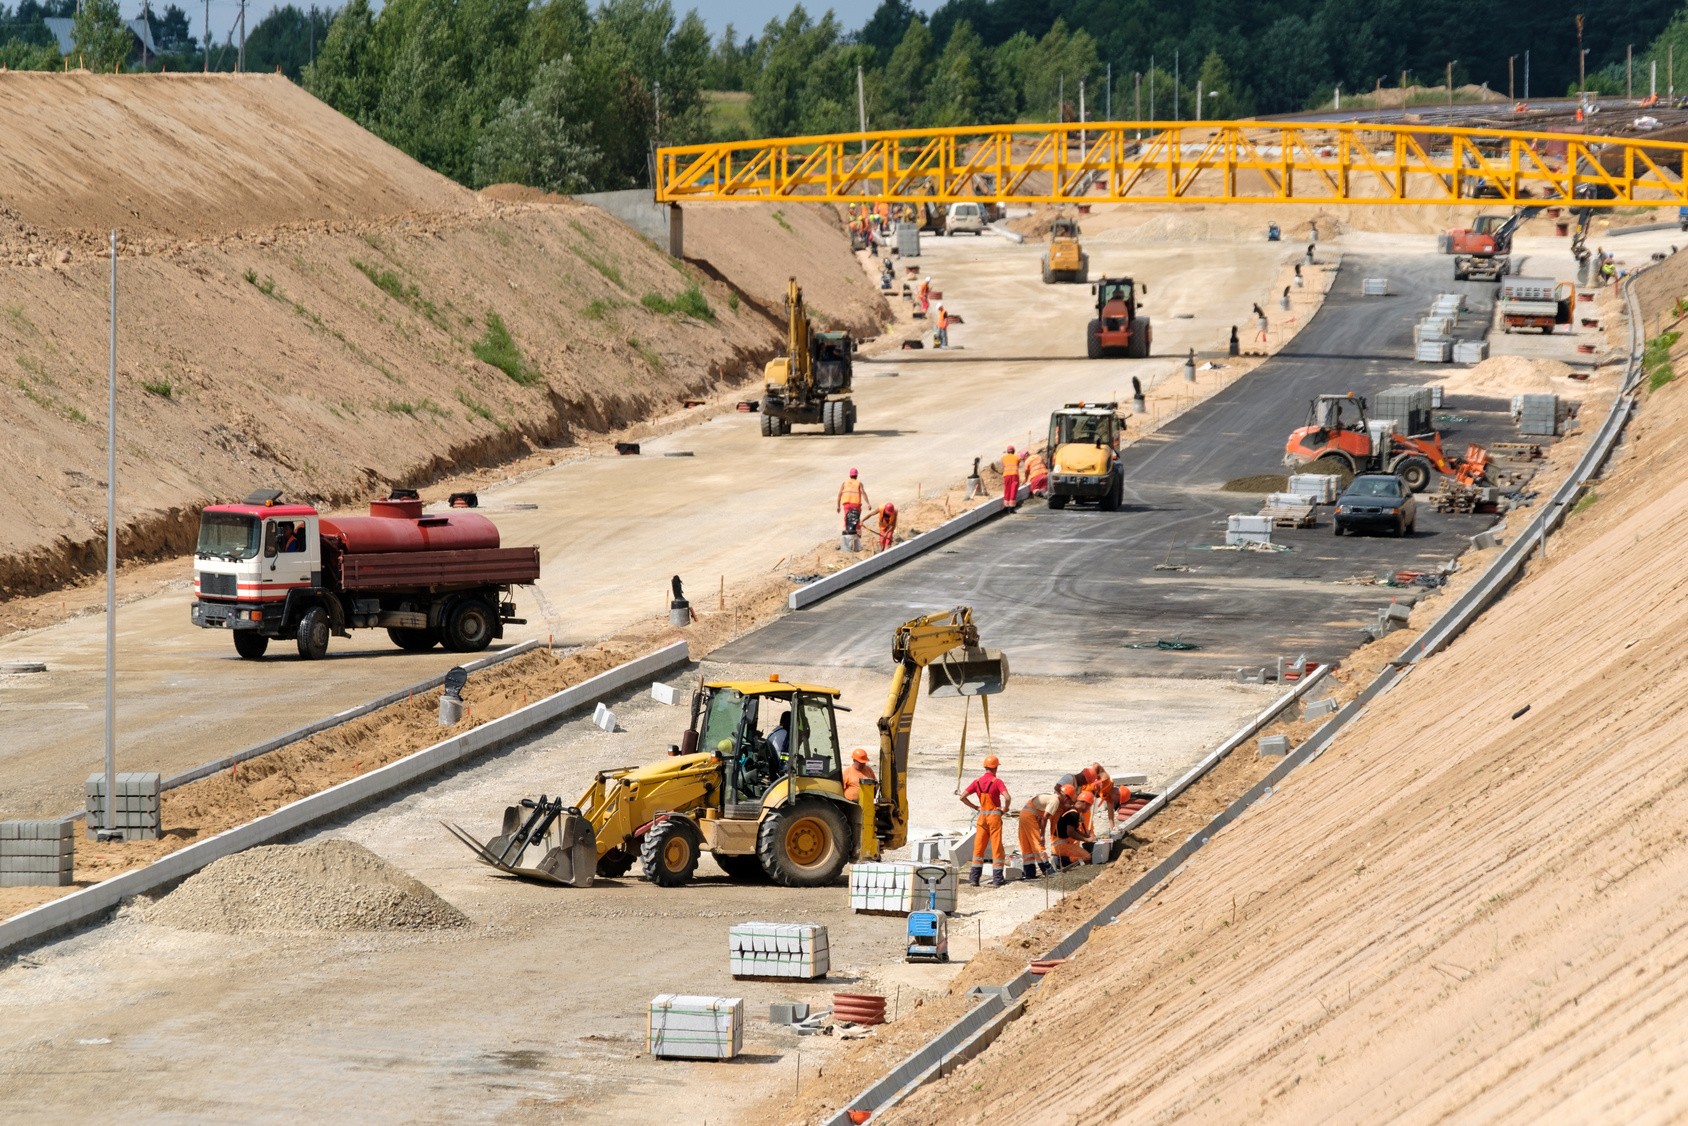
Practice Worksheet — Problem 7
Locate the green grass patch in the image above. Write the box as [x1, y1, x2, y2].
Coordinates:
[456, 389, 494, 421]
[580, 250, 624, 288]
[640, 282, 715, 322]
[771, 209, 793, 233]
[416, 398, 450, 418]
[242, 268, 276, 296]
[1645, 330, 1680, 391]
[472, 312, 542, 386]
[641, 291, 675, 314]
[728, 292, 740, 313]
[584, 298, 619, 321]
[628, 336, 662, 372]
[67, 406, 87, 423]
[569, 219, 597, 244]
[1571, 489, 1599, 516]
[384, 400, 417, 416]
[141, 378, 174, 399]
[352, 260, 447, 331]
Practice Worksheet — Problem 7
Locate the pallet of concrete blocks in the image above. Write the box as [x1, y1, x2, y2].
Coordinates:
[1431, 297, 1464, 324]
[1436, 292, 1469, 313]
[85, 772, 162, 841]
[1415, 339, 1453, 363]
[1287, 473, 1341, 504]
[911, 831, 971, 868]
[1414, 316, 1453, 342]
[1361, 278, 1390, 296]
[728, 922, 830, 980]
[648, 995, 744, 1060]
[1261, 493, 1316, 528]
[1225, 514, 1273, 546]
[1453, 340, 1490, 364]
[848, 861, 958, 915]
[1513, 393, 1560, 436]
[0, 820, 75, 887]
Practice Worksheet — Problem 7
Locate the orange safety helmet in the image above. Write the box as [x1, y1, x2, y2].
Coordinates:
[982, 754, 1000, 770]
[851, 747, 870, 764]
[1077, 792, 1094, 806]
[1059, 783, 1077, 800]
[1006, 445, 1016, 453]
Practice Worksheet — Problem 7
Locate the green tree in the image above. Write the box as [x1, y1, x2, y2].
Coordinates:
[880, 16, 932, 126]
[473, 57, 600, 191]
[924, 18, 987, 126]
[1195, 50, 1230, 117]
[304, 0, 383, 125]
[72, 0, 131, 71]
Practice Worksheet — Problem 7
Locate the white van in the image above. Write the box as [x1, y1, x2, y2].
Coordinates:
[945, 202, 986, 236]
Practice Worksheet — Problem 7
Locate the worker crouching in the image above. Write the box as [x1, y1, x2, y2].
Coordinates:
[1052, 794, 1096, 868]
[1017, 785, 1070, 879]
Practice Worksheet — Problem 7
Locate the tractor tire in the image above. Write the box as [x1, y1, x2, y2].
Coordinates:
[387, 627, 438, 651]
[1454, 263, 1469, 282]
[1047, 493, 1068, 510]
[821, 400, 836, 435]
[443, 598, 495, 653]
[1087, 319, 1102, 359]
[233, 632, 269, 660]
[1392, 455, 1434, 493]
[1098, 471, 1122, 512]
[760, 409, 779, 437]
[640, 817, 701, 887]
[295, 607, 329, 661]
[1077, 257, 1089, 284]
[596, 848, 636, 879]
[1126, 316, 1151, 359]
[757, 799, 851, 888]
[714, 853, 770, 881]
[844, 400, 858, 433]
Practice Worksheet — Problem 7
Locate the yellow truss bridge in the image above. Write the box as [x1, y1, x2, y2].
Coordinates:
[655, 121, 1688, 209]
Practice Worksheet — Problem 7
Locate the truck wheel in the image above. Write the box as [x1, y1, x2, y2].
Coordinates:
[443, 599, 495, 652]
[1077, 258, 1089, 284]
[233, 632, 269, 660]
[1087, 319, 1102, 359]
[1127, 317, 1151, 359]
[760, 410, 779, 437]
[387, 627, 438, 651]
[640, 817, 700, 887]
[1392, 456, 1433, 493]
[823, 400, 841, 435]
[295, 607, 329, 661]
[757, 799, 850, 888]
[1048, 493, 1068, 510]
[1099, 471, 1122, 511]
[844, 400, 858, 433]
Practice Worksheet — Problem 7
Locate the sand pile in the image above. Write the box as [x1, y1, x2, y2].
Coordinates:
[146, 839, 468, 934]
[1455, 353, 1583, 396]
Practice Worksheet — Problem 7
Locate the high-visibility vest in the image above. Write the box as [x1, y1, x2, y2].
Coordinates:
[1003, 452, 1020, 477]
[840, 479, 864, 505]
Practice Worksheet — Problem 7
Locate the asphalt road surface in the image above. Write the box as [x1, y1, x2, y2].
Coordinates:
[715, 252, 1520, 679]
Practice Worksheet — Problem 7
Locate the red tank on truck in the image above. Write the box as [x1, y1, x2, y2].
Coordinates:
[190, 488, 541, 661]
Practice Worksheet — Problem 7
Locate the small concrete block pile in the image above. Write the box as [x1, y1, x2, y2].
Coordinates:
[85, 772, 162, 841]
[1361, 277, 1390, 296]
[1453, 340, 1490, 363]
[0, 820, 75, 887]
[649, 681, 683, 706]
[1225, 514, 1272, 546]
[1514, 393, 1560, 436]
[1258, 734, 1290, 756]
[769, 1001, 811, 1025]
[728, 922, 830, 979]
[648, 994, 743, 1060]
[1287, 474, 1341, 504]
[591, 702, 618, 732]
[849, 861, 958, 915]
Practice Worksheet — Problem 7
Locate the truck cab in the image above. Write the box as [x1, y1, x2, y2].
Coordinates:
[192, 492, 323, 656]
[1046, 402, 1126, 510]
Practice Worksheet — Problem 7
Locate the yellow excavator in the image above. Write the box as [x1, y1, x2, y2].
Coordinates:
[445, 608, 1008, 888]
[760, 277, 857, 436]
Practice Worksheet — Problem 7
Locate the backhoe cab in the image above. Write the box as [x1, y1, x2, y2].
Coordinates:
[446, 608, 1008, 891]
[1045, 402, 1126, 511]
[761, 277, 857, 436]
[1087, 277, 1151, 359]
[1283, 393, 1490, 492]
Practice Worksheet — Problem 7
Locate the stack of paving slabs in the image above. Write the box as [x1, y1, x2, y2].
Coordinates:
[1287, 473, 1341, 504]
[647, 995, 744, 1060]
[1260, 492, 1316, 527]
[1513, 393, 1561, 436]
[1373, 386, 1435, 436]
[848, 861, 957, 915]
[728, 922, 830, 979]
[0, 820, 74, 886]
[1225, 514, 1273, 546]
[85, 772, 163, 841]
[1453, 339, 1490, 363]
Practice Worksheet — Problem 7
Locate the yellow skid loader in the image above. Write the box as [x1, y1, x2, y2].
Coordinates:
[1042, 216, 1088, 284]
[445, 608, 1008, 888]
[1046, 401, 1126, 511]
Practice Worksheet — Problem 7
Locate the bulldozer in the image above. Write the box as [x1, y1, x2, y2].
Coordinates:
[1087, 276, 1151, 359]
[760, 277, 857, 436]
[1042, 216, 1088, 283]
[1045, 401, 1125, 510]
[445, 608, 1008, 889]
[1283, 393, 1490, 492]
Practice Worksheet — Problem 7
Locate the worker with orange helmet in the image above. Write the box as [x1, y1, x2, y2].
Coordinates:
[1002, 445, 1021, 508]
[1022, 447, 1049, 496]
[960, 754, 1012, 887]
[870, 502, 898, 552]
[1016, 784, 1071, 880]
[842, 747, 876, 802]
[837, 467, 868, 535]
[1052, 793, 1095, 868]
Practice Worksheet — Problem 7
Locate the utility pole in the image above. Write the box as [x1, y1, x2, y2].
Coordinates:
[1671, 43, 1676, 98]
[654, 80, 662, 145]
[1079, 78, 1086, 153]
[1651, 60, 1657, 99]
[1149, 54, 1155, 121]
[1627, 44, 1633, 100]
[1058, 74, 1064, 123]
[202, 0, 208, 72]
[1105, 62, 1111, 121]
[139, 0, 150, 69]
[1134, 71, 1141, 138]
[1525, 50, 1530, 100]
[102, 229, 118, 843]
[856, 65, 866, 154]
[1509, 55, 1515, 100]
[1173, 50, 1180, 120]
[1446, 61, 1453, 105]
[1577, 15, 1585, 107]
[237, 0, 246, 72]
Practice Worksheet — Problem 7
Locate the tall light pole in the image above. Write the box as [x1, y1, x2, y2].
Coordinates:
[102, 230, 118, 842]
[1525, 49, 1530, 100]
[1577, 14, 1586, 107]
[1509, 55, 1516, 100]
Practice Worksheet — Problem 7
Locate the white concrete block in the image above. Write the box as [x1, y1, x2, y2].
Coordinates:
[649, 682, 683, 706]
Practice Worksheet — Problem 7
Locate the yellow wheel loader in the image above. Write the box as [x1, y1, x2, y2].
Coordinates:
[1041, 216, 1088, 284]
[445, 608, 1007, 888]
[760, 277, 857, 436]
[1045, 401, 1126, 511]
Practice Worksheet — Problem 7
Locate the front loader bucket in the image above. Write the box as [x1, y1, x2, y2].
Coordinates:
[443, 797, 599, 887]
[927, 647, 1009, 697]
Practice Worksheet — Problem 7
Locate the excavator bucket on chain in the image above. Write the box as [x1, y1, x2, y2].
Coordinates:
[443, 796, 599, 887]
[927, 647, 1009, 697]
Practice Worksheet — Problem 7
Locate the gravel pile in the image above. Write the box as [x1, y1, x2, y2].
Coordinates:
[146, 839, 469, 934]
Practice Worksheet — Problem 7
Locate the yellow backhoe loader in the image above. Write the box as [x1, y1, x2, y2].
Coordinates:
[760, 277, 857, 436]
[445, 608, 1007, 888]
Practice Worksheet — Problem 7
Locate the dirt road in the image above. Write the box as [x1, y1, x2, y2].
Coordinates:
[0, 224, 1301, 818]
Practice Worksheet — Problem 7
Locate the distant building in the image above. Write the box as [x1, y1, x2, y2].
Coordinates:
[41, 16, 160, 60]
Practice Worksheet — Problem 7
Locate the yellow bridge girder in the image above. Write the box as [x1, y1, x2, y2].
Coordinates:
[655, 121, 1688, 208]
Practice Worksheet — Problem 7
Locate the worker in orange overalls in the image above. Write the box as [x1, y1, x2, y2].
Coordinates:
[1001, 446, 1021, 508]
[1017, 785, 1070, 880]
[960, 754, 1012, 887]
[837, 468, 868, 535]
[934, 304, 950, 348]
[870, 502, 897, 551]
[842, 748, 876, 801]
[1022, 448, 1049, 496]
[1052, 794, 1095, 868]
[917, 277, 931, 317]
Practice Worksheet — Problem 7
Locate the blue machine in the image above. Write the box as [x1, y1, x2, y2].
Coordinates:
[1267, 222, 1281, 241]
[906, 864, 951, 963]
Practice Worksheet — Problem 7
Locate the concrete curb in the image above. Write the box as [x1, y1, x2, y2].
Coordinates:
[0, 641, 689, 960]
[789, 497, 1007, 610]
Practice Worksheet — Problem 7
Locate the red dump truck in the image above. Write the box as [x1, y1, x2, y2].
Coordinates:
[191, 488, 540, 660]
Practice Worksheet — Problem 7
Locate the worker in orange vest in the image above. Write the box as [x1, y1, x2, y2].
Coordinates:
[837, 468, 868, 535]
[1017, 784, 1069, 879]
[870, 502, 897, 551]
[934, 304, 950, 348]
[960, 754, 1012, 887]
[1001, 446, 1021, 508]
[1051, 794, 1095, 868]
[1022, 448, 1049, 496]
[842, 748, 876, 801]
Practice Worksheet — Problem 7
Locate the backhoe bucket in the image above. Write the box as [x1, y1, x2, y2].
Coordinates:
[443, 796, 599, 887]
[927, 647, 1009, 697]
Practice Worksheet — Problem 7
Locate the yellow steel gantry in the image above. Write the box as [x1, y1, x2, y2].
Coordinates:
[655, 121, 1688, 208]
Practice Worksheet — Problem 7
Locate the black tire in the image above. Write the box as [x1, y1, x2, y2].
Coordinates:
[1077, 258, 1089, 284]
[844, 400, 858, 433]
[1333, 521, 1345, 537]
[1393, 456, 1433, 493]
[387, 627, 438, 651]
[443, 598, 495, 653]
[596, 848, 636, 879]
[233, 632, 269, 660]
[820, 400, 835, 435]
[1087, 319, 1102, 359]
[757, 799, 851, 888]
[1454, 264, 1467, 282]
[1126, 316, 1151, 359]
[295, 607, 329, 661]
[1407, 516, 1417, 534]
[1392, 516, 1405, 538]
[760, 409, 779, 437]
[640, 817, 701, 887]
[1047, 493, 1068, 510]
[1041, 257, 1053, 284]
[1098, 472, 1121, 512]
[714, 852, 770, 881]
